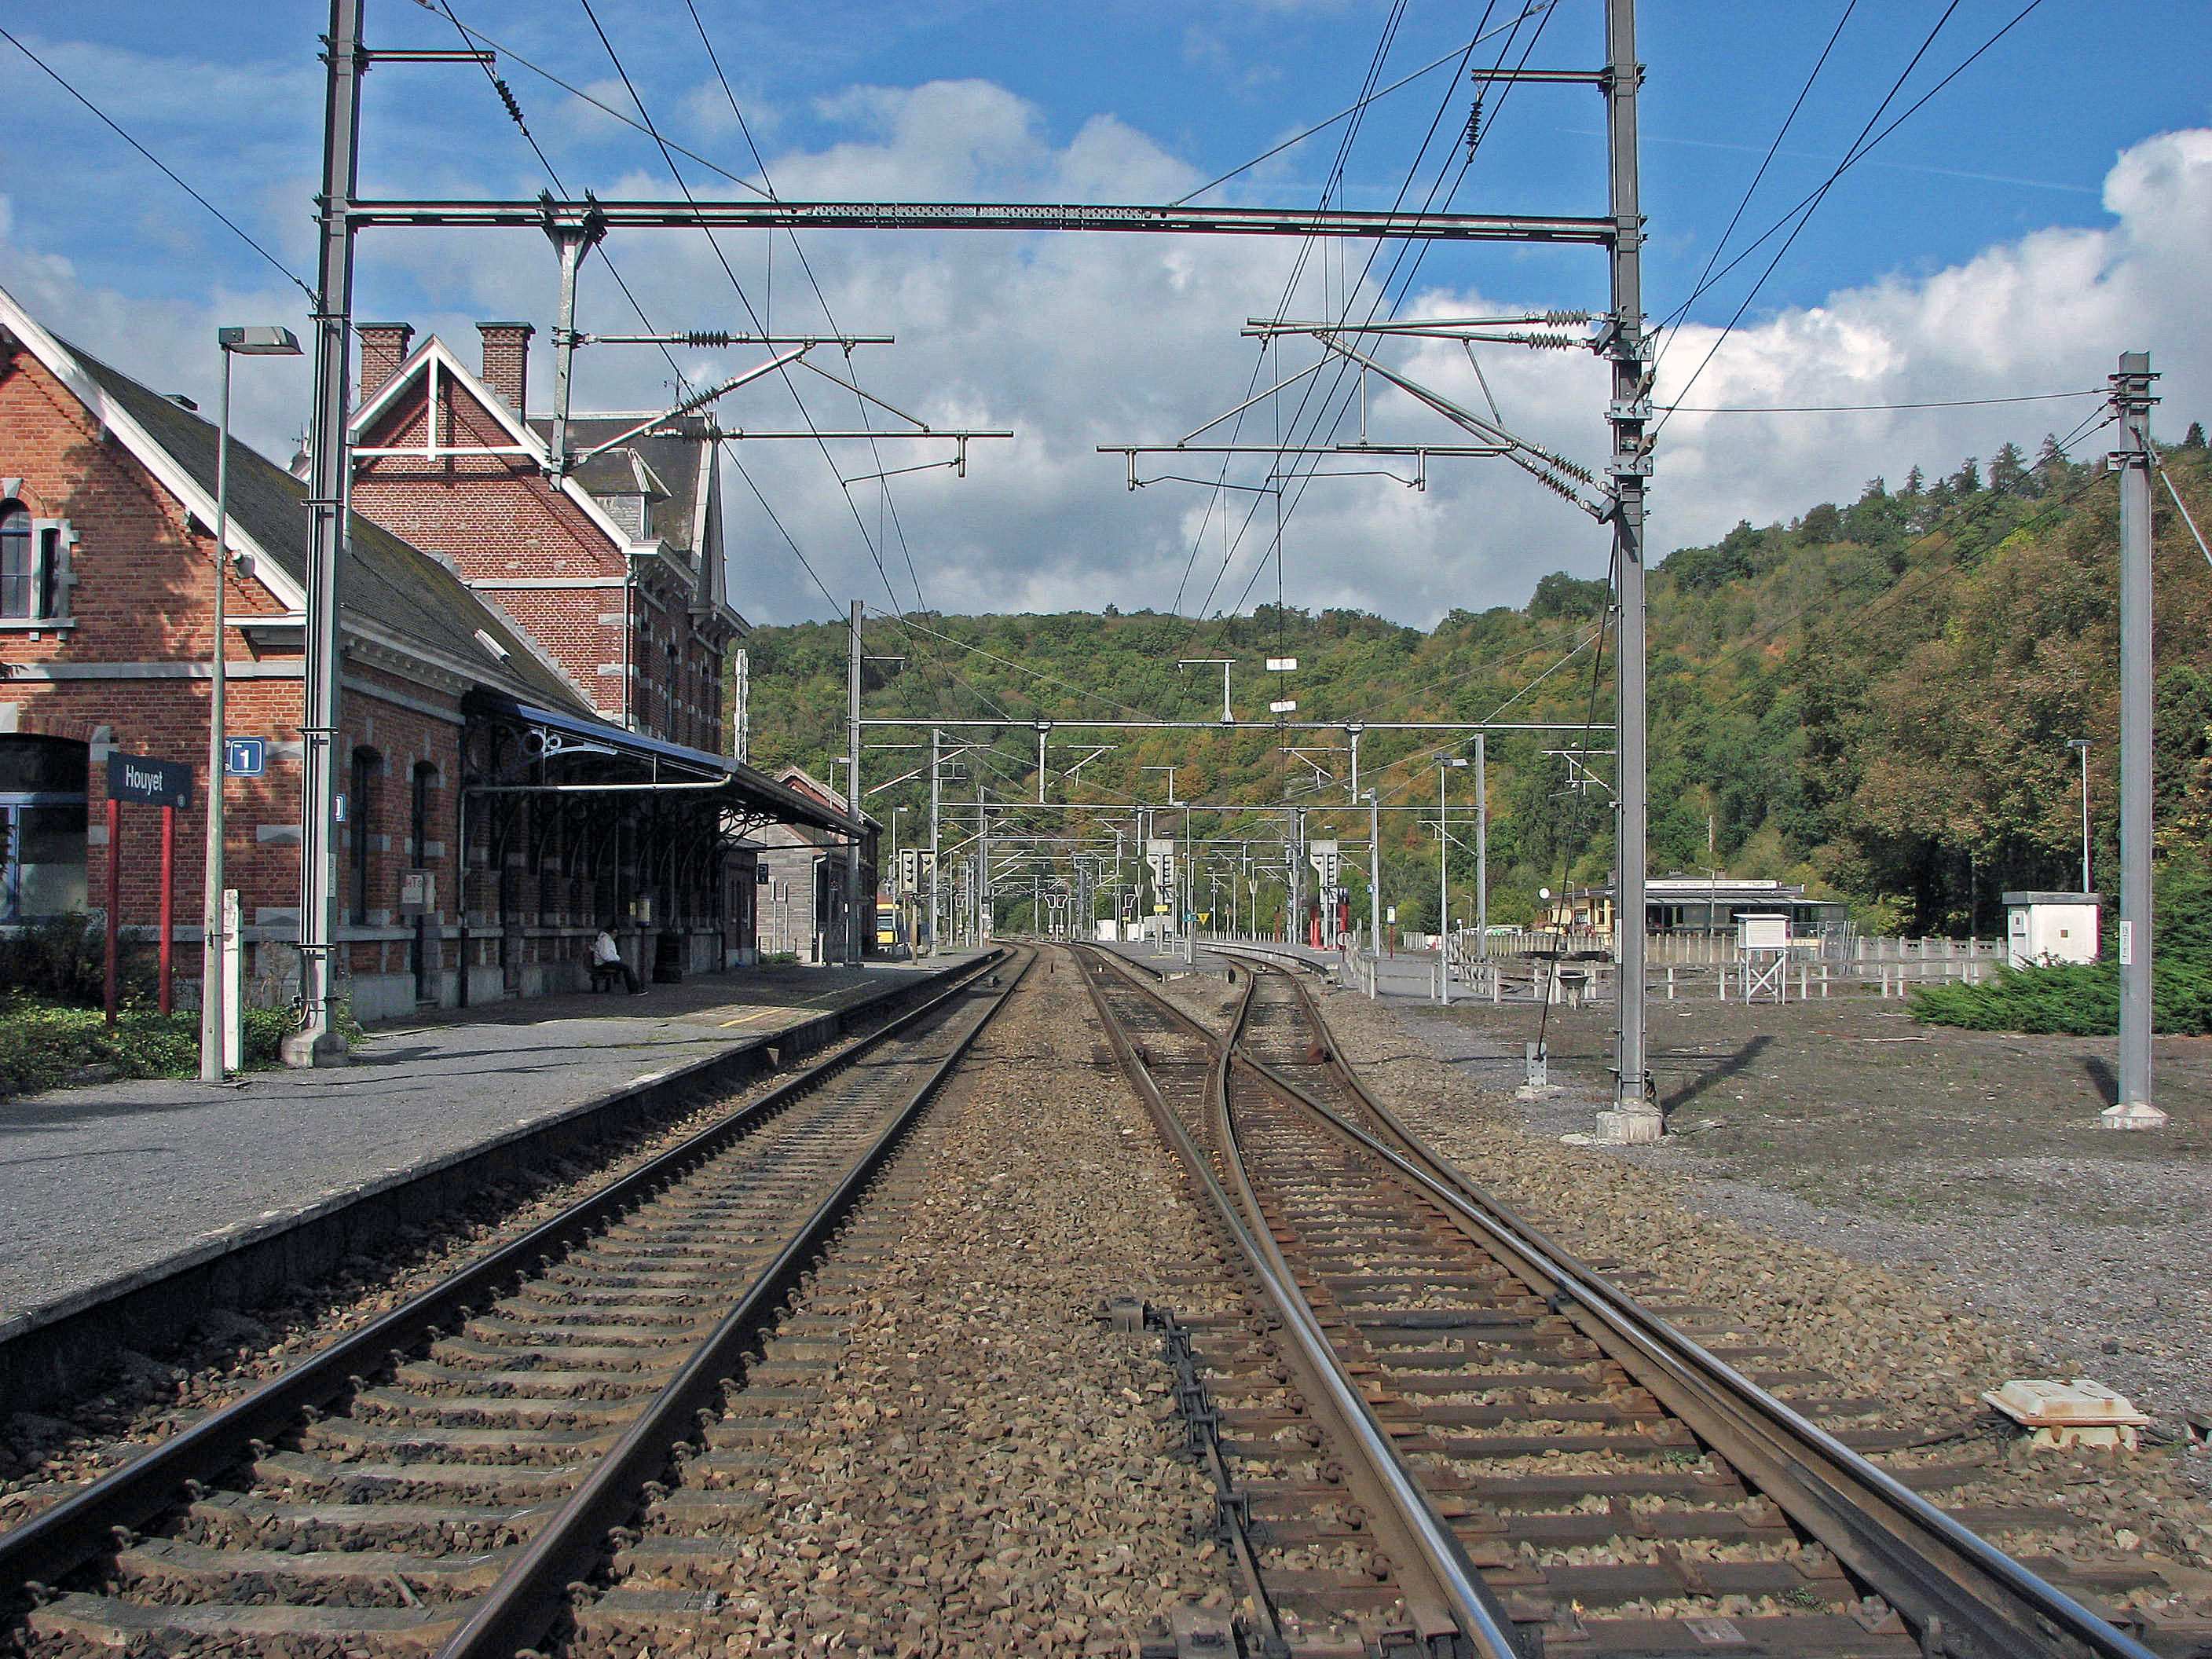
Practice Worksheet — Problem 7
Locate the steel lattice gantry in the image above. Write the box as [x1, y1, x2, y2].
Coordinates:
[290, 1, 1657, 1141]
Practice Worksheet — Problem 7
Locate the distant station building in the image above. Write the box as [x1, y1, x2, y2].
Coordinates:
[1541, 875, 1849, 940]
[747, 766, 877, 964]
[0, 281, 866, 1020]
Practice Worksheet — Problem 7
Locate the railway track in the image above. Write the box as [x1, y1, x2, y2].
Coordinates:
[0, 947, 1027, 1659]
[1077, 942, 2173, 1659]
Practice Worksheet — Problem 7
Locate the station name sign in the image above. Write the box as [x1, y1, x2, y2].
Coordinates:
[107, 751, 193, 810]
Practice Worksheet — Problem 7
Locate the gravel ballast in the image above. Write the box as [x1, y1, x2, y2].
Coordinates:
[595, 951, 1231, 1657]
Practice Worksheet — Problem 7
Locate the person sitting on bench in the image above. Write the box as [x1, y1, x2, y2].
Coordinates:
[591, 923, 643, 994]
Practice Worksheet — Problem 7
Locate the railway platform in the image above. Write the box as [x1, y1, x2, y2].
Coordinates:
[0, 957, 979, 1404]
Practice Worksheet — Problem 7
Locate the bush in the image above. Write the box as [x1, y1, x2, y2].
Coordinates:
[0, 1000, 347, 1097]
[0, 914, 159, 1005]
[0, 1000, 200, 1095]
[1912, 854, 2212, 1035]
[1911, 961, 2212, 1035]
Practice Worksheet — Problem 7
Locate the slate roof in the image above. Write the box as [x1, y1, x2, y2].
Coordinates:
[68, 344, 591, 714]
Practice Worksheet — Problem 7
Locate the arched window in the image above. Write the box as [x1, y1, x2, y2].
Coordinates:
[410, 762, 437, 865]
[348, 747, 382, 925]
[0, 501, 64, 619]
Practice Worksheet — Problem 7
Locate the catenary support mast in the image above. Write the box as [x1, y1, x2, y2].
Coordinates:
[847, 599, 865, 964]
[2108, 353, 2167, 1129]
[283, 0, 364, 1068]
[1595, 0, 1657, 1141]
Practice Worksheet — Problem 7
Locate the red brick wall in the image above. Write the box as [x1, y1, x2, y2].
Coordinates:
[350, 357, 729, 752]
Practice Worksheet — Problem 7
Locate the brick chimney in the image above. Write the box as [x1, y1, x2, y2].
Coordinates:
[476, 321, 534, 414]
[357, 323, 413, 402]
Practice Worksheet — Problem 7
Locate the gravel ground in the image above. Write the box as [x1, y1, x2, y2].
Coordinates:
[598, 950, 1232, 1657]
[1302, 983, 2212, 1595]
[1392, 992, 2212, 1441]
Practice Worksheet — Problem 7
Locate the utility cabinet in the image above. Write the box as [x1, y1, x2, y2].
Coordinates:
[2002, 891, 2101, 966]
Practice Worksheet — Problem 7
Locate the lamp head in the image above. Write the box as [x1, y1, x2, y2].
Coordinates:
[218, 325, 302, 356]
[2067, 738, 2091, 751]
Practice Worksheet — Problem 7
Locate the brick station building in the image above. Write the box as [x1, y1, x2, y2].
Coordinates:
[0, 281, 869, 1022]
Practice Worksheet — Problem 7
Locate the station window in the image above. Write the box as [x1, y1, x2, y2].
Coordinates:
[0, 502, 68, 621]
[0, 734, 88, 922]
[349, 747, 382, 925]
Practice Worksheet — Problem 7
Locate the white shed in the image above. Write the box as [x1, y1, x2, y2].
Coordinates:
[2002, 892, 2101, 966]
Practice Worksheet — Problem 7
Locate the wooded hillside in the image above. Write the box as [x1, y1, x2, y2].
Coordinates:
[740, 424, 2212, 936]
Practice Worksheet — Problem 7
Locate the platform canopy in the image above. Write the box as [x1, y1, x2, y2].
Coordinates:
[466, 693, 867, 840]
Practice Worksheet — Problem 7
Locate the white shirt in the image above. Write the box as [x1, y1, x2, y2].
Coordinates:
[591, 932, 621, 965]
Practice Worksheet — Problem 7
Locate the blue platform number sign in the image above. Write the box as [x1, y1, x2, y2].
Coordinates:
[225, 737, 266, 777]
[105, 752, 192, 810]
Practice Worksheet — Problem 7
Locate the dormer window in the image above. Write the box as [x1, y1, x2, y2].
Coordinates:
[603, 490, 648, 540]
[0, 500, 68, 620]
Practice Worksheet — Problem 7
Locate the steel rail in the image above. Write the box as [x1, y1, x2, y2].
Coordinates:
[0, 948, 1011, 1601]
[1246, 966, 2161, 1659]
[436, 947, 1037, 1659]
[1075, 944, 1528, 1659]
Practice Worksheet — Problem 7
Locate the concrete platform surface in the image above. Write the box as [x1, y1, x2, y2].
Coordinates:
[0, 959, 969, 1335]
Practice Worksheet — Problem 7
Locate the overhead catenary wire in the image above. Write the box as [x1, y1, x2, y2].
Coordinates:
[0, 26, 314, 298]
[571, 0, 919, 620]
[1649, 0, 2051, 432]
[1197, 2, 1544, 629]
[1662, 389, 2101, 414]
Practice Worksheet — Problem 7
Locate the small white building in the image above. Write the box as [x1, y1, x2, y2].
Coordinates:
[2002, 892, 2101, 966]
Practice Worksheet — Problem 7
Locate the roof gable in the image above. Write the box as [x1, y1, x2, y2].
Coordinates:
[349, 335, 639, 551]
[0, 282, 596, 716]
[0, 284, 306, 613]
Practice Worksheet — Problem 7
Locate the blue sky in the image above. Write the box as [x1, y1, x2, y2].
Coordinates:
[3, 2, 2208, 624]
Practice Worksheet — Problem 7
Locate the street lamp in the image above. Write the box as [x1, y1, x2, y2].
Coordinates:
[202, 324, 301, 1086]
[2067, 738, 2092, 893]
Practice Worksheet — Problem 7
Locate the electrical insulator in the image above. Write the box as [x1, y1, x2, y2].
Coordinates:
[493, 79, 526, 129]
[1462, 97, 1483, 159]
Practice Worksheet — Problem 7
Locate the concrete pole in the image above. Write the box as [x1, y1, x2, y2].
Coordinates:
[2108, 353, 2167, 1129]
[1437, 761, 1450, 1004]
[1595, 0, 1658, 1142]
[283, 0, 364, 1069]
[1475, 734, 1489, 950]
[928, 727, 941, 958]
[1365, 789, 1381, 999]
[846, 599, 863, 965]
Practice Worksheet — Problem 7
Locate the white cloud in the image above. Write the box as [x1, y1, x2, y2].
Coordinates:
[2, 55, 2205, 629]
[1642, 129, 2212, 546]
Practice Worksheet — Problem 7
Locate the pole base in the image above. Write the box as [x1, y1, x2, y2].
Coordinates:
[1593, 1107, 1664, 1144]
[2100, 1100, 2169, 1130]
[280, 1027, 351, 1068]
